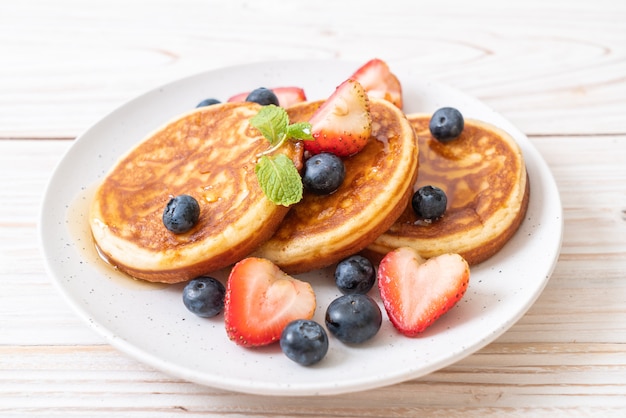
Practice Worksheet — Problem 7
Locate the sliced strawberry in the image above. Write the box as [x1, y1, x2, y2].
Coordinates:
[226, 91, 249, 103]
[350, 58, 403, 109]
[306, 79, 372, 157]
[377, 248, 470, 337]
[227, 86, 307, 108]
[271, 86, 308, 107]
[224, 257, 316, 347]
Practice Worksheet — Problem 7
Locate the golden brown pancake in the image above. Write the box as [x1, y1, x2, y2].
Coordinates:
[366, 114, 529, 265]
[90, 102, 303, 283]
[253, 98, 419, 274]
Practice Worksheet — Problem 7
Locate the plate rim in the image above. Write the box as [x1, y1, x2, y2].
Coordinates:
[39, 59, 563, 396]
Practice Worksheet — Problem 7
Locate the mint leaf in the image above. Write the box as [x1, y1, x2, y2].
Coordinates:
[287, 122, 313, 141]
[249, 104, 312, 206]
[255, 154, 303, 206]
[249, 105, 289, 146]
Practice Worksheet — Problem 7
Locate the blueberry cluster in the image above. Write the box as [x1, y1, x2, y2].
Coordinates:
[176, 100, 467, 368]
[180, 254, 381, 367]
[279, 254, 381, 366]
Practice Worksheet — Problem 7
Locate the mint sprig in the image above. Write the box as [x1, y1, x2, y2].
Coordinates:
[250, 105, 312, 206]
[255, 154, 303, 205]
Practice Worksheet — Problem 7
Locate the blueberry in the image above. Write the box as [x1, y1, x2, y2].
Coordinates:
[196, 98, 221, 108]
[325, 294, 382, 344]
[429, 107, 464, 142]
[280, 319, 329, 366]
[162, 194, 200, 234]
[302, 152, 346, 195]
[182, 276, 225, 317]
[412, 185, 447, 220]
[245, 87, 279, 106]
[334, 255, 375, 295]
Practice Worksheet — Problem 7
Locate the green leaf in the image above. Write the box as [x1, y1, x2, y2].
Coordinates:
[287, 122, 313, 141]
[255, 154, 303, 206]
[249, 105, 289, 146]
[249, 105, 310, 205]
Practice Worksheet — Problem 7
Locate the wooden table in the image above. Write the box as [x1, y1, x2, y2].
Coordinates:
[2, 0, 625, 416]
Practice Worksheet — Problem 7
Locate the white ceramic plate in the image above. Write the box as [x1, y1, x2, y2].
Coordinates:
[40, 60, 562, 396]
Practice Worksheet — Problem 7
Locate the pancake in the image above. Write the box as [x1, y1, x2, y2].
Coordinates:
[90, 102, 304, 283]
[366, 114, 529, 265]
[253, 98, 419, 274]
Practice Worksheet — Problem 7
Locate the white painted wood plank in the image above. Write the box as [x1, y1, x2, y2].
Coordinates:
[2, 0, 626, 415]
[1, 0, 625, 137]
[1, 344, 625, 416]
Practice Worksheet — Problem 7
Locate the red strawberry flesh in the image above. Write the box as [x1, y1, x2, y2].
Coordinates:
[227, 86, 307, 108]
[378, 248, 470, 336]
[306, 78, 372, 157]
[350, 58, 403, 108]
[224, 257, 316, 347]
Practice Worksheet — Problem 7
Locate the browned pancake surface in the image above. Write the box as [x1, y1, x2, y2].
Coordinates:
[367, 114, 529, 265]
[91, 102, 303, 282]
[254, 99, 419, 273]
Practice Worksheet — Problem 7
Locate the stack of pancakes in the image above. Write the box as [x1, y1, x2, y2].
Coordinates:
[90, 98, 529, 283]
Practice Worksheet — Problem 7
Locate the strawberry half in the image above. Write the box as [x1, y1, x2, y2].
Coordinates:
[227, 86, 307, 108]
[377, 248, 470, 337]
[224, 257, 316, 347]
[306, 79, 372, 157]
[350, 58, 403, 109]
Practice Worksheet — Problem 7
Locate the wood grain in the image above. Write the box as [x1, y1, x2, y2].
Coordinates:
[1, 0, 626, 416]
[1, 0, 625, 137]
